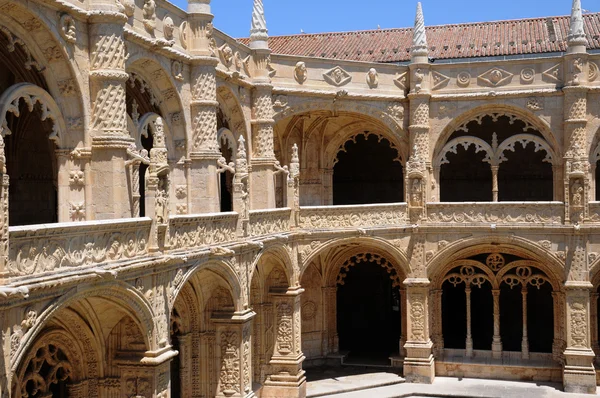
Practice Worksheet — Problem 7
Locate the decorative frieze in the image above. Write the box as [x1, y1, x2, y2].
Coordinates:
[427, 203, 563, 224]
[248, 208, 291, 237]
[168, 213, 237, 251]
[299, 203, 408, 229]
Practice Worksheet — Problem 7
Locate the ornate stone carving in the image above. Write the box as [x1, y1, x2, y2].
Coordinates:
[59, 14, 76, 44]
[457, 71, 471, 87]
[69, 170, 84, 186]
[589, 62, 599, 82]
[171, 60, 184, 82]
[276, 302, 293, 354]
[248, 209, 291, 236]
[169, 213, 237, 250]
[219, 44, 234, 66]
[323, 66, 352, 87]
[478, 67, 513, 87]
[143, 0, 157, 33]
[9, 219, 150, 276]
[520, 67, 535, 84]
[366, 68, 379, 88]
[542, 64, 561, 83]
[569, 299, 588, 347]
[179, 21, 188, 49]
[299, 203, 407, 229]
[409, 294, 426, 341]
[163, 16, 175, 40]
[294, 61, 307, 84]
[432, 70, 450, 90]
[526, 97, 544, 111]
[69, 202, 85, 221]
[337, 253, 402, 288]
[219, 331, 241, 395]
[394, 71, 408, 91]
[427, 203, 563, 224]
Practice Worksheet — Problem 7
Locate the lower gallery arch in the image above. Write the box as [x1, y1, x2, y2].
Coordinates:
[300, 247, 406, 367]
[169, 267, 237, 398]
[13, 292, 153, 398]
[432, 250, 563, 382]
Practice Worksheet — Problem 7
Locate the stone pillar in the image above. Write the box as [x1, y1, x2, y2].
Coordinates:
[321, 286, 338, 356]
[0, 171, 8, 280]
[492, 289, 502, 359]
[552, 291, 567, 363]
[563, 282, 596, 393]
[429, 288, 443, 358]
[465, 286, 473, 357]
[250, 82, 277, 210]
[213, 311, 255, 398]
[188, 0, 221, 214]
[88, 10, 133, 220]
[177, 333, 193, 397]
[403, 278, 435, 384]
[262, 287, 307, 398]
[591, 292, 599, 361]
[521, 284, 529, 360]
[233, 136, 250, 236]
[120, 347, 177, 398]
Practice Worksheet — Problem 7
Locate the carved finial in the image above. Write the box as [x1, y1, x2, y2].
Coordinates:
[237, 135, 247, 159]
[492, 132, 498, 151]
[411, 2, 428, 59]
[567, 0, 588, 50]
[291, 143, 299, 163]
[290, 143, 300, 179]
[249, 0, 269, 49]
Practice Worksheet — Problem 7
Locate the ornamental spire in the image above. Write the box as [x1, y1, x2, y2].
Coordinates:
[411, 2, 428, 59]
[250, 0, 269, 49]
[567, 0, 587, 50]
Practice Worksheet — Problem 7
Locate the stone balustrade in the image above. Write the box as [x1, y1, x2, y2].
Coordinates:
[298, 203, 408, 229]
[168, 212, 239, 251]
[426, 202, 564, 225]
[8, 218, 152, 278]
[248, 208, 292, 237]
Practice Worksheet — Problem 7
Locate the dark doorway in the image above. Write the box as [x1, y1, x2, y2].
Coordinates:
[139, 130, 153, 217]
[527, 283, 553, 353]
[497, 144, 553, 201]
[333, 133, 404, 205]
[440, 145, 492, 202]
[500, 283, 523, 351]
[442, 280, 467, 349]
[337, 261, 401, 358]
[219, 136, 233, 212]
[471, 281, 493, 350]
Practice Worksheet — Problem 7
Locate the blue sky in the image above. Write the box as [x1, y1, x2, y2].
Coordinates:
[170, 0, 600, 38]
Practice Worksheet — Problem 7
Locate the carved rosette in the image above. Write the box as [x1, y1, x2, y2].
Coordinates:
[252, 85, 275, 159]
[190, 64, 219, 154]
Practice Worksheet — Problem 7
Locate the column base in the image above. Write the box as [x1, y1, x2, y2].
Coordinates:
[403, 341, 435, 384]
[261, 380, 306, 398]
[563, 348, 597, 394]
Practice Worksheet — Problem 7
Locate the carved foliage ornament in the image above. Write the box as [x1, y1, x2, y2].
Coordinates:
[219, 331, 241, 395]
[59, 14, 76, 44]
[323, 66, 352, 87]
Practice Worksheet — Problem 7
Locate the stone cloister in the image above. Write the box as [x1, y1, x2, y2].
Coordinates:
[2, 0, 600, 396]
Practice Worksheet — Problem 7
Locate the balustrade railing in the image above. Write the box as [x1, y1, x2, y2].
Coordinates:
[168, 212, 238, 251]
[426, 202, 564, 225]
[299, 203, 408, 229]
[8, 218, 152, 278]
[248, 208, 291, 237]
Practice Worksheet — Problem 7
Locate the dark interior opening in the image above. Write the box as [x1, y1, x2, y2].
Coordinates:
[139, 130, 153, 217]
[170, 309, 182, 398]
[5, 103, 57, 226]
[471, 281, 493, 350]
[500, 283, 523, 351]
[333, 133, 404, 205]
[442, 280, 466, 349]
[497, 144, 553, 201]
[440, 146, 492, 202]
[527, 283, 554, 353]
[596, 160, 600, 201]
[337, 261, 401, 358]
[219, 136, 233, 212]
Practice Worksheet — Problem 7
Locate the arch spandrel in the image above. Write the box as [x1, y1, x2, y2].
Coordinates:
[216, 84, 250, 144]
[250, 245, 295, 289]
[427, 235, 564, 289]
[299, 237, 410, 284]
[433, 104, 561, 164]
[0, 7, 87, 148]
[13, 282, 156, 372]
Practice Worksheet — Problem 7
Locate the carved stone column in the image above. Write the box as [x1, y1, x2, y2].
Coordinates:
[88, 10, 133, 220]
[403, 278, 435, 384]
[0, 171, 8, 279]
[563, 282, 596, 393]
[177, 333, 193, 398]
[552, 291, 567, 363]
[429, 288, 442, 358]
[213, 311, 255, 398]
[262, 287, 307, 398]
[119, 347, 177, 398]
[492, 289, 502, 359]
[187, 0, 221, 214]
[233, 136, 250, 236]
[521, 285, 529, 360]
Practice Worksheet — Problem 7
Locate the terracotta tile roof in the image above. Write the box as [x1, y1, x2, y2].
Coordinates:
[238, 13, 600, 63]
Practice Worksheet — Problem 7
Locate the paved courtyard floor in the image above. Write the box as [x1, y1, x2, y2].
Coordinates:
[305, 367, 599, 397]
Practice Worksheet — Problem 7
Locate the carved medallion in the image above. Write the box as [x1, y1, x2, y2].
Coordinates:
[323, 66, 352, 87]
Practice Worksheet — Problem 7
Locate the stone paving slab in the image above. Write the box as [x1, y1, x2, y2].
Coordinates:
[308, 375, 600, 398]
[306, 370, 404, 397]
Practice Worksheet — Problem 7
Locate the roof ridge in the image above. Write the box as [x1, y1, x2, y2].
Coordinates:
[243, 12, 600, 40]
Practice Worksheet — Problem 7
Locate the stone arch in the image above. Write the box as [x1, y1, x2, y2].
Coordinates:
[434, 104, 560, 163]
[300, 237, 410, 280]
[12, 328, 88, 397]
[427, 235, 564, 287]
[216, 83, 249, 144]
[0, 5, 87, 148]
[126, 57, 186, 152]
[169, 259, 243, 313]
[435, 136, 493, 168]
[137, 112, 175, 157]
[250, 245, 295, 289]
[13, 282, 156, 371]
[0, 83, 68, 148]
[328, 130, 404, 169]
[273, 98, 406, 141]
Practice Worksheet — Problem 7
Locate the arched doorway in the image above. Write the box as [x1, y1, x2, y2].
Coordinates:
[435, 113, 555, 202]
[336, 253, 402, 363]
[333, 133, 404, 205]
[435, 252, 558, 368]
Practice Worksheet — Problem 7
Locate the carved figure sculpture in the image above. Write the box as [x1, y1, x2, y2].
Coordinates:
[294, 61, 307, 84]
[366, 68, 378, 88]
